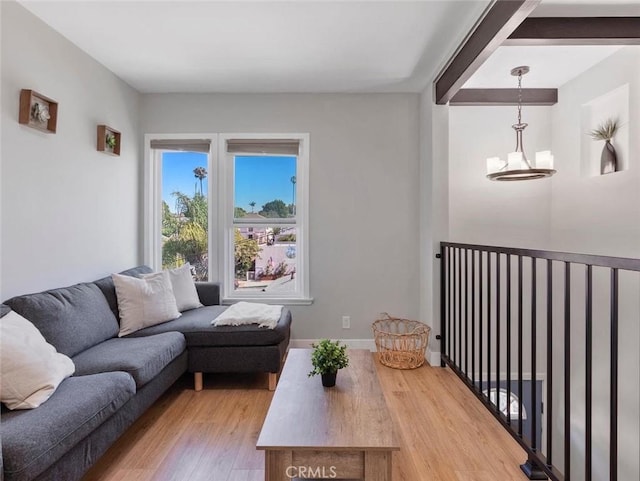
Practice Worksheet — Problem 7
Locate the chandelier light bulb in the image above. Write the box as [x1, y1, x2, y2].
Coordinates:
[535, 151, 554, 170]
[486, 157, 504, 175]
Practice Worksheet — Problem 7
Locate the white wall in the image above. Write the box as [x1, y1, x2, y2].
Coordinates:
[549, 46, 640, 481]
[445, 47, 640, 481]
[445, 105, 553, 390]
[0, 1, 141, 300]
[419, 93, 449, 364]
[448, 106, 553, 248]
[140, 93, 420, 340]
[550, 47, 640, 257]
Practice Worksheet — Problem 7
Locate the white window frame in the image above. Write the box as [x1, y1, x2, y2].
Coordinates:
[143, 134, 218, 279]
[144, 133, 311, 305]
[219, 133, 311, 304]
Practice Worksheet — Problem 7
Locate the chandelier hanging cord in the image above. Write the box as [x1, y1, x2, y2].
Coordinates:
[512, 66, 532, 169]
[516, 69, 523, 125]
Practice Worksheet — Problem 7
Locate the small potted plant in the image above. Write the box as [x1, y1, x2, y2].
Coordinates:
[589, 118, 619, 174]
[308, 339, 349, 387]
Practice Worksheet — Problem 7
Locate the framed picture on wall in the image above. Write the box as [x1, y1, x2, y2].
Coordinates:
[97, 125, 121, 156]
[18, 89, 58, 134]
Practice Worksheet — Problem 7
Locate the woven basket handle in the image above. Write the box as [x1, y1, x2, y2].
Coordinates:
[409, 325, 422, 335]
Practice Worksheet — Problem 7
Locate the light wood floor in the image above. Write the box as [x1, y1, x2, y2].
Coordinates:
[83, 355, 528, 481]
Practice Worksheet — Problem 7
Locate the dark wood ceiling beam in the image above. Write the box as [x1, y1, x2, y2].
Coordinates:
[504, 17, 640, 45]
[449, 88, 558, 106]
[434, 0, 541, 105]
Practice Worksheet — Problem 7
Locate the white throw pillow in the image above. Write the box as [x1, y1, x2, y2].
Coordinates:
[162, 263, 202, 312]
[0, 311, 75, 410]
[112, 271, 181, 337]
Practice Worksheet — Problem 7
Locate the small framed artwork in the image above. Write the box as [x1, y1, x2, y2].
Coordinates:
[19, 89, 58, 133]
[97, 125, 121, 156]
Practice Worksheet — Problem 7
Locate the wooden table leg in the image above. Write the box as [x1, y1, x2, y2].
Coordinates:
[268, 372, 277, 391]
[364, 451, 392, 481]
[265, 450, 292, 481]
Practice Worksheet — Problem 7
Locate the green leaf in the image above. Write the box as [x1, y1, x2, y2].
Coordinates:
[308, 339, 350, 377]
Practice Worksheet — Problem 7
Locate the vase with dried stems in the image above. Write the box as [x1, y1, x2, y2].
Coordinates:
[590, 118, 619, 175]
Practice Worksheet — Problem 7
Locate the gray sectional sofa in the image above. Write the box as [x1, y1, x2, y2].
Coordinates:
[0, 266, 291, 481]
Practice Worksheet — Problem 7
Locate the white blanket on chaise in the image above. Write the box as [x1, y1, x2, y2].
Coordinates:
[212, 301, 283, 329]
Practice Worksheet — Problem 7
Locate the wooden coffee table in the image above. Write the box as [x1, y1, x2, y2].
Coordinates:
[256, 348, 399, 480]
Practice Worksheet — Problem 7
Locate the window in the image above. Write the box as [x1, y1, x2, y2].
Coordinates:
[145, 133, 310, 304]
[145, 136, 215, 282]
[220, 134, 310, 303]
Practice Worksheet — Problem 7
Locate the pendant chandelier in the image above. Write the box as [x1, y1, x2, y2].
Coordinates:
[486, 66, 556, 181]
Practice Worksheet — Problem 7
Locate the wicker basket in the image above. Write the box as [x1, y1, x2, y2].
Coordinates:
[372, 313, 431, 369]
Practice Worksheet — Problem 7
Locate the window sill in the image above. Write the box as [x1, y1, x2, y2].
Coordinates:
[222, 297, 314, 306]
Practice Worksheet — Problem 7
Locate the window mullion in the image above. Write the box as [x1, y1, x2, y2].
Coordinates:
[233, 218, 296, 225]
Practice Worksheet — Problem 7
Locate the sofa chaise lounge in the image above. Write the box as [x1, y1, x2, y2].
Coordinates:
[0, 266, 291, 481]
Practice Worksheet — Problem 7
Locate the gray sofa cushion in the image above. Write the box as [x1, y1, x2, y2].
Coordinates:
[194, 282, 220, 306]
[72, 332, 186, 388]
[94, 265, 154, 320]
[0, 372, 135, 481]
[127, 305, 292, 347]
[4, 283, 119, 357]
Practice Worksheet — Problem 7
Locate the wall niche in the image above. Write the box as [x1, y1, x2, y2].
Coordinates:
[580, 84, 630, 177]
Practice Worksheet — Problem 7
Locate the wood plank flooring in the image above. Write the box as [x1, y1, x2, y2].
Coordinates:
[82, 356, 528, 481]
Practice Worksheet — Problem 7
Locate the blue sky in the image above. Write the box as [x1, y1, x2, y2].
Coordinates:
[162, 152, 208, 209]
[162, 152, 296, 212]
[235, 155, 296, 212]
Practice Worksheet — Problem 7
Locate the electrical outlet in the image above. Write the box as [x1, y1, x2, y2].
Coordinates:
[342, 316, 350, 329]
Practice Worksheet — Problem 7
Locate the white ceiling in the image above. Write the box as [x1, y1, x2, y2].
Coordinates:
[17, 1, 639, 95]
[18, 0, 489, 94]
[463, 45, 625, 88]
[464, 0, 639, 89]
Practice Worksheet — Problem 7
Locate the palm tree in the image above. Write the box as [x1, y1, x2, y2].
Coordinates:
[249, 201, 256, 213]
[163, 191, 208, 280]
[290, 176, 297, 216]
[193, 167, 207, 195]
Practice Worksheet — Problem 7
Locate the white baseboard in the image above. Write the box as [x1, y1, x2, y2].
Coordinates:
[290, 340, 444, 362]
[427, 349, 441, 367]
[290, 339, 377, 351]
